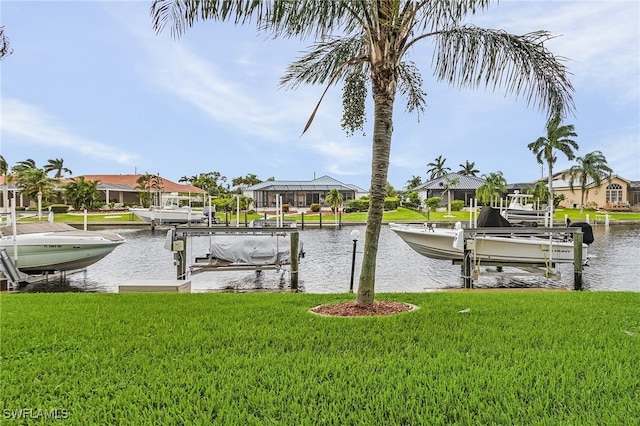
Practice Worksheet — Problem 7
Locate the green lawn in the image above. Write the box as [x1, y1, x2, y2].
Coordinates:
[14, 206, 640, 225]
[1, 291, 638, 425]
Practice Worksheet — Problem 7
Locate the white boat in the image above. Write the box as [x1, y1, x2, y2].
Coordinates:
[130, 196, 203, 224]
[0, 222, 125, 274]
[501, 192, 549, 223]
[390, 207, 591, 266]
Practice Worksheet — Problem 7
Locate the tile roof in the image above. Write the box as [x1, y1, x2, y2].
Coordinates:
[73, 174, 204, 193]
[414, 173, 486, 190]
[246, 175, 366, 192]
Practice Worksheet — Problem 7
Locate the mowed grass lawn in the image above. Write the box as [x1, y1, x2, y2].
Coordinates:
[1, 291, 638, 425]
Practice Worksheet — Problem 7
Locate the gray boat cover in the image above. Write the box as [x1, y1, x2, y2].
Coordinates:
[208, 235, 292, 265]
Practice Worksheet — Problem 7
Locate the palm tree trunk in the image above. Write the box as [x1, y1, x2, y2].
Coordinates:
[547, 161, 554, 227]
[356, 73, 396, 306]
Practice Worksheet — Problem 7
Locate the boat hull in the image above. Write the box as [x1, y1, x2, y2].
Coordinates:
[389, 223, 587, 265]
[1, 225, 125, 273]
[130, 208, 203, 224]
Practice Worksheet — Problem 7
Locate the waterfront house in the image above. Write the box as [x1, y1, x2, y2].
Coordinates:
[242, 175, 368, 211]
[413, 173, 486, 207]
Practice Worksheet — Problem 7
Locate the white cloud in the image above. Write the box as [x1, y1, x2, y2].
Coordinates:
[0, 99, 138, 165]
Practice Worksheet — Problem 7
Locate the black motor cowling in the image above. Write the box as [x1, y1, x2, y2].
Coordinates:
[569, 221, 594, 245]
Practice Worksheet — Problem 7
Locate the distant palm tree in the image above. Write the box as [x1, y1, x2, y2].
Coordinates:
[405, 175, 422, 191]
[458, 160, 479, 176]
[12, 158, 37, 172]
[524, 181, 550, 209]
[527, 115, 578, 214]
[136, 173, 163, 207]
[44, 158, 73, 179]
[152, 0, 574, 306]
[476, 172, 507, 206]
[0, 155, 9, 210]
[427, 155, 451, 180]
[563, 151, 613, 212]
[324, 189, 344, 214]
[442, 175, 460, 216]
[13, 167, 54, 204]
[62, 177, 100, 210]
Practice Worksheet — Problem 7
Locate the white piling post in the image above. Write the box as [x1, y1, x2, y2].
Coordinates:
[84, 209, 88, 231]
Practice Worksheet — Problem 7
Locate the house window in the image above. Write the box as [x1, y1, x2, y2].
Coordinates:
[606, 183, 623, 205]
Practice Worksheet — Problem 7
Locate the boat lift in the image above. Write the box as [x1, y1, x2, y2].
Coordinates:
[454, 226, 585, 290]
[166, 225, 302, 291]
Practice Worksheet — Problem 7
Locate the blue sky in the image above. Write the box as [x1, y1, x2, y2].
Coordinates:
[1, 1, 638, 191]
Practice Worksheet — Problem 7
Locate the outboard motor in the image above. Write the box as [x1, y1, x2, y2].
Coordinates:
[569, 221, 594, 245]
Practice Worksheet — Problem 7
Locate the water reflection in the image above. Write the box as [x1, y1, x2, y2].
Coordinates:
[19, 223, 640, 293]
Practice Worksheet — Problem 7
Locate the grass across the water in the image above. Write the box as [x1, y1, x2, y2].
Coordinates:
[1, 292, 638, 425]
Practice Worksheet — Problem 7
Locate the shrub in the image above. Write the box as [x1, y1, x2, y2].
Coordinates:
[425, 197, 442, 210]
[450, 200, 465, 211]
[282, 203, 290, 213]
[384, 197, 400, 211]
[48, 204, 70, 214]
[310, 203, 321, 212]
[346, 199, 369, 213]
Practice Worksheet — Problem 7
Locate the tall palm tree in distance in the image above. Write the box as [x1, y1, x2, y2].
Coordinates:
[44, 158, 73, 180]
[458, 160, 479, 176]
[563, 150, 613, 213]
[527, 115, 578, 220]
[405, 175, 422, 191]
[426, 155, 451, 180]
[152, 0, 574, 305]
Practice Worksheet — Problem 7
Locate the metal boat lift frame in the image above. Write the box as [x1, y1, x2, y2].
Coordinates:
[453, 226, 585, 289]
[167, 226, 302, 291]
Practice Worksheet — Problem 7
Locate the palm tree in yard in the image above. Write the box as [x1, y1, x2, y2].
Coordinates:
[151, 0, 573, 305]
[426, 155, 451, 180]
[458, 160, 479, 176]
[563, 151, 613, 213]
[44, 158, 73, 180]
[527, 115, 578, 220]
[405, 175, 422, 191]
[476, 171, 507, 206]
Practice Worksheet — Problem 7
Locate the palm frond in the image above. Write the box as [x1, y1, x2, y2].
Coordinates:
[280, 37, 367, 88]
[432, 26, 574, 119]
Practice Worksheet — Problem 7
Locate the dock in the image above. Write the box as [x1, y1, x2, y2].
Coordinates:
[118, 279, 192, 293]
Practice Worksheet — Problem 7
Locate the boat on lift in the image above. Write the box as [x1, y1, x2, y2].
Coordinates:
[130, 196, 203, 224]
[389, 207, 592, 265]
[0, 222, 125, 274]
[501, 192, 549, 223]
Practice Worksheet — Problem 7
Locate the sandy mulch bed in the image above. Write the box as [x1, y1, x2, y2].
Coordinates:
[310, 301, 417, 317]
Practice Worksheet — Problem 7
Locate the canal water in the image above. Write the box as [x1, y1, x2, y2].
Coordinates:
[32, 223, 640, 293]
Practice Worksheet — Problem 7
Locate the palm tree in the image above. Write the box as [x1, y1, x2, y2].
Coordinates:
[152, 0, 573, 305]
[136, 173, 164, 208]
[527, 115, 578, 219]
[62, 177, 100, 210]
[441, 175, 460, 217]
[12, 158, 37, 173]
[458, 160, 479, 176]
[563, 151, 613, 213]
[476, 172, 507, 206]
[524, 181, 550, 210]
[13, 167, 54, 204]
[426, 155, 451, 180]
[0, 155, 9, 211]
[405, 175, 422, 191]
[44, 158, 73, 180]
[324, 188, 344, 225]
